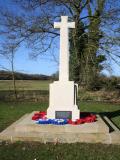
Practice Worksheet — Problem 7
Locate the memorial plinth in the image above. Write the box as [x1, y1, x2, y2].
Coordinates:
[0, 112, 114, 144]
[47, 16, 80, 120]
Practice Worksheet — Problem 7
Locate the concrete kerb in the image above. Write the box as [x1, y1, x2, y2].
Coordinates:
[103, 116, 120, 132]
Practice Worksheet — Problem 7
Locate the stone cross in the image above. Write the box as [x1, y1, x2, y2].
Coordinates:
[47, 16, 80, 120]
[54, 16, 75, 81]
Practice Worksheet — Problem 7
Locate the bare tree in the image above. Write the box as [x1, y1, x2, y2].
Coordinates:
[0, 40, 18, 99]
[0, 0, 119, 88]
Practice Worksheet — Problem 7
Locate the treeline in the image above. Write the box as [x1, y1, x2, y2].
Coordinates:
[0, 70, 120, 91]
[0, 70, 51, 80]
[83, 75, 120, 91]
[52, 71, 120, 90]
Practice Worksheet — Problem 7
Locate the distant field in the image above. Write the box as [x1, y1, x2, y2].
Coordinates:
[0, 80, 51, 90]
[0, 80, 120, 104]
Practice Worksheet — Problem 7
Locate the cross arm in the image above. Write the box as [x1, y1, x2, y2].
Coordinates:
[54, 22, 61, 29]
[68, 22, 75, 28]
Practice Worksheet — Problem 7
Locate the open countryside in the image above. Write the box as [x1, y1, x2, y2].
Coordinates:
[0, 80, 51, 91]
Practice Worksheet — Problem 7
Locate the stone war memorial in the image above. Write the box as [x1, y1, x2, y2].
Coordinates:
[47, 16, 80, 120]
[0, 16, 120, 144]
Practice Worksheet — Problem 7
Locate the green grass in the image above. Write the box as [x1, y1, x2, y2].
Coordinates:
[0, 101, 120, 131]
[0, 142, 120, 160]
[79, 102, 120, 128]
[0, 102, 48, 132]
[0, 80, 51, 90]
[0, 101, 120, 160]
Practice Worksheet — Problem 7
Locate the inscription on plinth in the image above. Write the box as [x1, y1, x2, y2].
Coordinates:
[56, 111, 72, 119]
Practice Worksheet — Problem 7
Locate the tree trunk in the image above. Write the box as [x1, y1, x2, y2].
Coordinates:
[11, 52, 17, 100]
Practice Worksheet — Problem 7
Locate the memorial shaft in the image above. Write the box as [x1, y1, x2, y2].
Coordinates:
[54, 16, 75, 81]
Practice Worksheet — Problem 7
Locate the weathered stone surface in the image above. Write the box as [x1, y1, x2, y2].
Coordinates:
[14, 112, 109, 134]
[110, 132, 120, 144]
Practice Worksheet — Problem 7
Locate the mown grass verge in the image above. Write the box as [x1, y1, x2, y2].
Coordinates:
[0, 142, 120, 160]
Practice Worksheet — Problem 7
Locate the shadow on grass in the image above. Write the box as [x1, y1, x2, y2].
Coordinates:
[91, 110, 120, 131]
[98, 110, 120, 119]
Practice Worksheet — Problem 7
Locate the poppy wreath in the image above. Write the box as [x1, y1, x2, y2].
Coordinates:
[32, 111, 96, 125]
[36, 118, 68, 125]
[52, 119, 68, 125]
[36, 119, 52, 124]
[32, 111, 47, 120]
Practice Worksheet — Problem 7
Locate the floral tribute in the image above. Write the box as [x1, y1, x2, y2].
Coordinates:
[32, 111, 96, 125]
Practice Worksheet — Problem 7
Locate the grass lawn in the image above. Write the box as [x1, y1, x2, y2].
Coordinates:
[0, 101, 120, 160]
[0, 142, 120, 160]
[0, 102, 48, 132]
[0, 80, 51, 90]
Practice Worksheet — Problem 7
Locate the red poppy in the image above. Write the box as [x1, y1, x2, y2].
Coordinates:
[32, 111, 96, 125]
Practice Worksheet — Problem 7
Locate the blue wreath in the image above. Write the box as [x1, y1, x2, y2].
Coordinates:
[36, 118, 68, 125]
[36, 119, 52, 124]
[51, 119, 68, 125]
